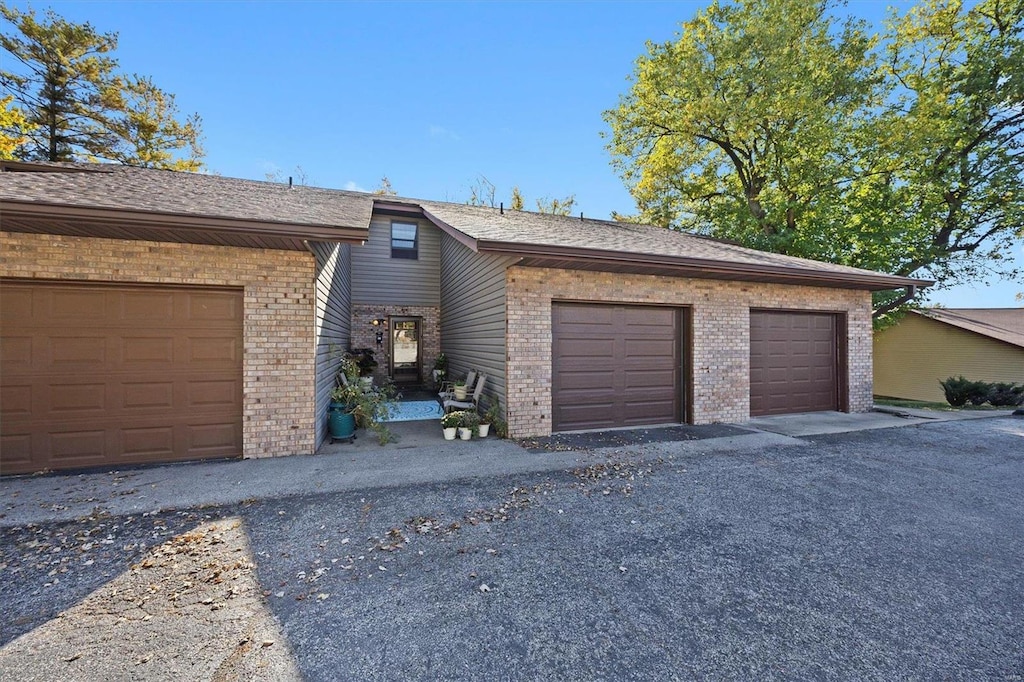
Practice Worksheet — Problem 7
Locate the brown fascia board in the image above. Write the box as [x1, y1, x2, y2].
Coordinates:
[0, 199, 369, 243]
[474, 239, 931, 291]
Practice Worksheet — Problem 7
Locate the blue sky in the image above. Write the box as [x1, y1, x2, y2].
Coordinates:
[6, 0, 1021, 306]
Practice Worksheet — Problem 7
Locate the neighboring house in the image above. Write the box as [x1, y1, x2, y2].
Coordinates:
[874, 308, 1024, 403]
[1, 161, 924, 475]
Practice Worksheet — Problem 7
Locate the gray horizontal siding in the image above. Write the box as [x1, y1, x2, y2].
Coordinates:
[352, 215, 440, 306]
[440, 233, 517, 411]
[311, 241, 352, 449]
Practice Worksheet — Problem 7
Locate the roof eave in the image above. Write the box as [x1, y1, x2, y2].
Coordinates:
[476, 240, 930, 291]
[0, 199, 369, 247]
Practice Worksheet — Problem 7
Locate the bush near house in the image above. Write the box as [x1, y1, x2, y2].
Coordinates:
[939, 376, 1024, 407]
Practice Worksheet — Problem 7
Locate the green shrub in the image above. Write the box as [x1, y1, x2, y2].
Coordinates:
[939, 376, 988, 407]
[988, 382, 1024, 407]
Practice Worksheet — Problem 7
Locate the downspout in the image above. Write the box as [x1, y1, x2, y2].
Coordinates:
[872, 285, 917, 320]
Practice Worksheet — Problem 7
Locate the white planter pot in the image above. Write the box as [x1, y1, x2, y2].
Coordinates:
[359, 377, 373, 390]
[454, 386, 468, 400]
[457, 427, 472, 440]
[442, 427, 457, 440]
[478, 423, 490, 438]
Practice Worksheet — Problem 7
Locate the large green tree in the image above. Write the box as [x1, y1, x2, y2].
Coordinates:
[0, 3, 203, 170]
[605, 0, 1023, 314]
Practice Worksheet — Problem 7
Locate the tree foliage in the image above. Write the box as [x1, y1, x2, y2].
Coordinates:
[0, 3, 203, 169]
[0, 93, 33, 158]
[604, 0, 1023, 313]
[465, 174, 576, 214]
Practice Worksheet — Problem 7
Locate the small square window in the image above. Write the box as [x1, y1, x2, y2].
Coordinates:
[391, 221, 418, 259]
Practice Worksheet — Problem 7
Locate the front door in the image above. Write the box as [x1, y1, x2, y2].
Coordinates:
[390, 317, 421, 385]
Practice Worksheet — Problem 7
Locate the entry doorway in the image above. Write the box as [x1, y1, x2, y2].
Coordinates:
[390, 317, 422, 385]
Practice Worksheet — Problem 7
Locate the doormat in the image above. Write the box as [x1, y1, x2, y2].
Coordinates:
[385, 400, 443, 423]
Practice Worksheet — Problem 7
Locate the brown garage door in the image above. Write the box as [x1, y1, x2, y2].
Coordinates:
[552, 303, 682, 432]
[750, 310, 839, 416]
[1, 281, 243, 475]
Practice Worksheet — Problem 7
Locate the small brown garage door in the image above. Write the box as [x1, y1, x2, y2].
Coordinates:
[1, 281, 243, 475]
[552, 303, 682, 432]
[750, 310, 839, 416]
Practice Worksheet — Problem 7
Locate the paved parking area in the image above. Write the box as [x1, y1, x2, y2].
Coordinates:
[2, 415, 1023, 680]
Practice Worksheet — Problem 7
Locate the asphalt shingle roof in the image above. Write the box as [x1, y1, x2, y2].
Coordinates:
[418, 200, 920, 285]
[917, 308, 1024, 348]
[1, 162, 924, 289]
[0, 162, 373, 229]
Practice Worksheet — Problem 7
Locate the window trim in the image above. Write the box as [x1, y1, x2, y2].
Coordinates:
[390, 220, 418, 259]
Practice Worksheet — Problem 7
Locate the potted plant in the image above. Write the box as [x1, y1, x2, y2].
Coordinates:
[457, 410, 479, 440]
[348, 348, 378, 387]
[329, 356, 398, 445]
[432, 353, 448, 386]
[453, 379, 468, 401]
[441, 411, 460, 440]
[479, 401, 503, 438]
[483, 401, 508, 439]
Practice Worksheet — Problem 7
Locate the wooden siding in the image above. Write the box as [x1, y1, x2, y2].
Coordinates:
[874, 313, 1024, 402]
[311, 241, 352, 448]
[439, 234, 517, 410]
[351, 215, 440, 306]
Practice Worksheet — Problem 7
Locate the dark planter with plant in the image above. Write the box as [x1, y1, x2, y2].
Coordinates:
[330, 356, 398, 444]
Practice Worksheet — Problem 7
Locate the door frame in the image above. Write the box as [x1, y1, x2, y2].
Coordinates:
[389, 316, 422, 385]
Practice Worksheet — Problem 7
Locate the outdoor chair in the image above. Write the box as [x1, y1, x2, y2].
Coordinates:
[443, 374, 487, 413]
[438, 369, 476, 400]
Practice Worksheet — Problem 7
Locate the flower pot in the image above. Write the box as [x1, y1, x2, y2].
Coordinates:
[328, 404, 356, 440]
[478, 423, 490, 438]
[443, 427, 457, 440]
[359, 376, 373, 390]
[454, 386, 468, 400]
[457, 427, 472, 440]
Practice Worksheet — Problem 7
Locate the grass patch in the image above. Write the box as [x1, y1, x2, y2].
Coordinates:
[874, 397, 1004, 411]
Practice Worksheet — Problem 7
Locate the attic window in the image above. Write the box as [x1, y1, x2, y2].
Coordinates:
[391, 221, 418, 259]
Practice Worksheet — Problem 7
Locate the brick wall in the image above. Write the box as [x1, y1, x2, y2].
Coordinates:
[505, 266, 873, 438]
[0, 231, 317, 458]
[351, 304, 441, 384]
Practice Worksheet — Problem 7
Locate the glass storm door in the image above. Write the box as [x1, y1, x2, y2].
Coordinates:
[390, 317, 421, 385]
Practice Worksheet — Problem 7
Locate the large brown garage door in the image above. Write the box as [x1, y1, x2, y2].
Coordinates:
[1, 281, 243, 475]
[552, 303, 682, 432]
[750, 310, 839, 416]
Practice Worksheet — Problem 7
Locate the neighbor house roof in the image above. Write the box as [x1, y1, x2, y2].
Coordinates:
[915, 308, 1024, 349]
[0, 161, 372, 250]
[1, 161, 926, 290]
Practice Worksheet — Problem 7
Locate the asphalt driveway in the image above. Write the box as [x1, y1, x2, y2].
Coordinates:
[3, 416, 1023, 680]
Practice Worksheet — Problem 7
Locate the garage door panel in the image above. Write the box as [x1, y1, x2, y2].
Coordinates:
[188, 293, 241, 321]
[50, 336, 106, 364]
[553, 303, 682, 432]
[1, 281, 243, 475]
[187, 379, 240, 407]
[750, 311, 838, 416]
[122, 291, 175, 319]
[122, 336, 175, 363]
[49, 289, 107, 319]
[122, 427, 175, 458]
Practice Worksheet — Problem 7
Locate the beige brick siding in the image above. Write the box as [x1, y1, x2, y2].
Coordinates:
[351, 304, 441, 384]
[0, 231, 317, 458]
[506, 266, 873, 438]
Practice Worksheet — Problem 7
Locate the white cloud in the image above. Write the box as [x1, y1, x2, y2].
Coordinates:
[428, 124, 461, 141]
[344, 180, 368, 192]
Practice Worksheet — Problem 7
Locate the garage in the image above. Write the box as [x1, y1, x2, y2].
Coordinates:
[749, 310, 841, 416]
[552, 303, 682, 432]
[1, 280, 243, 475]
